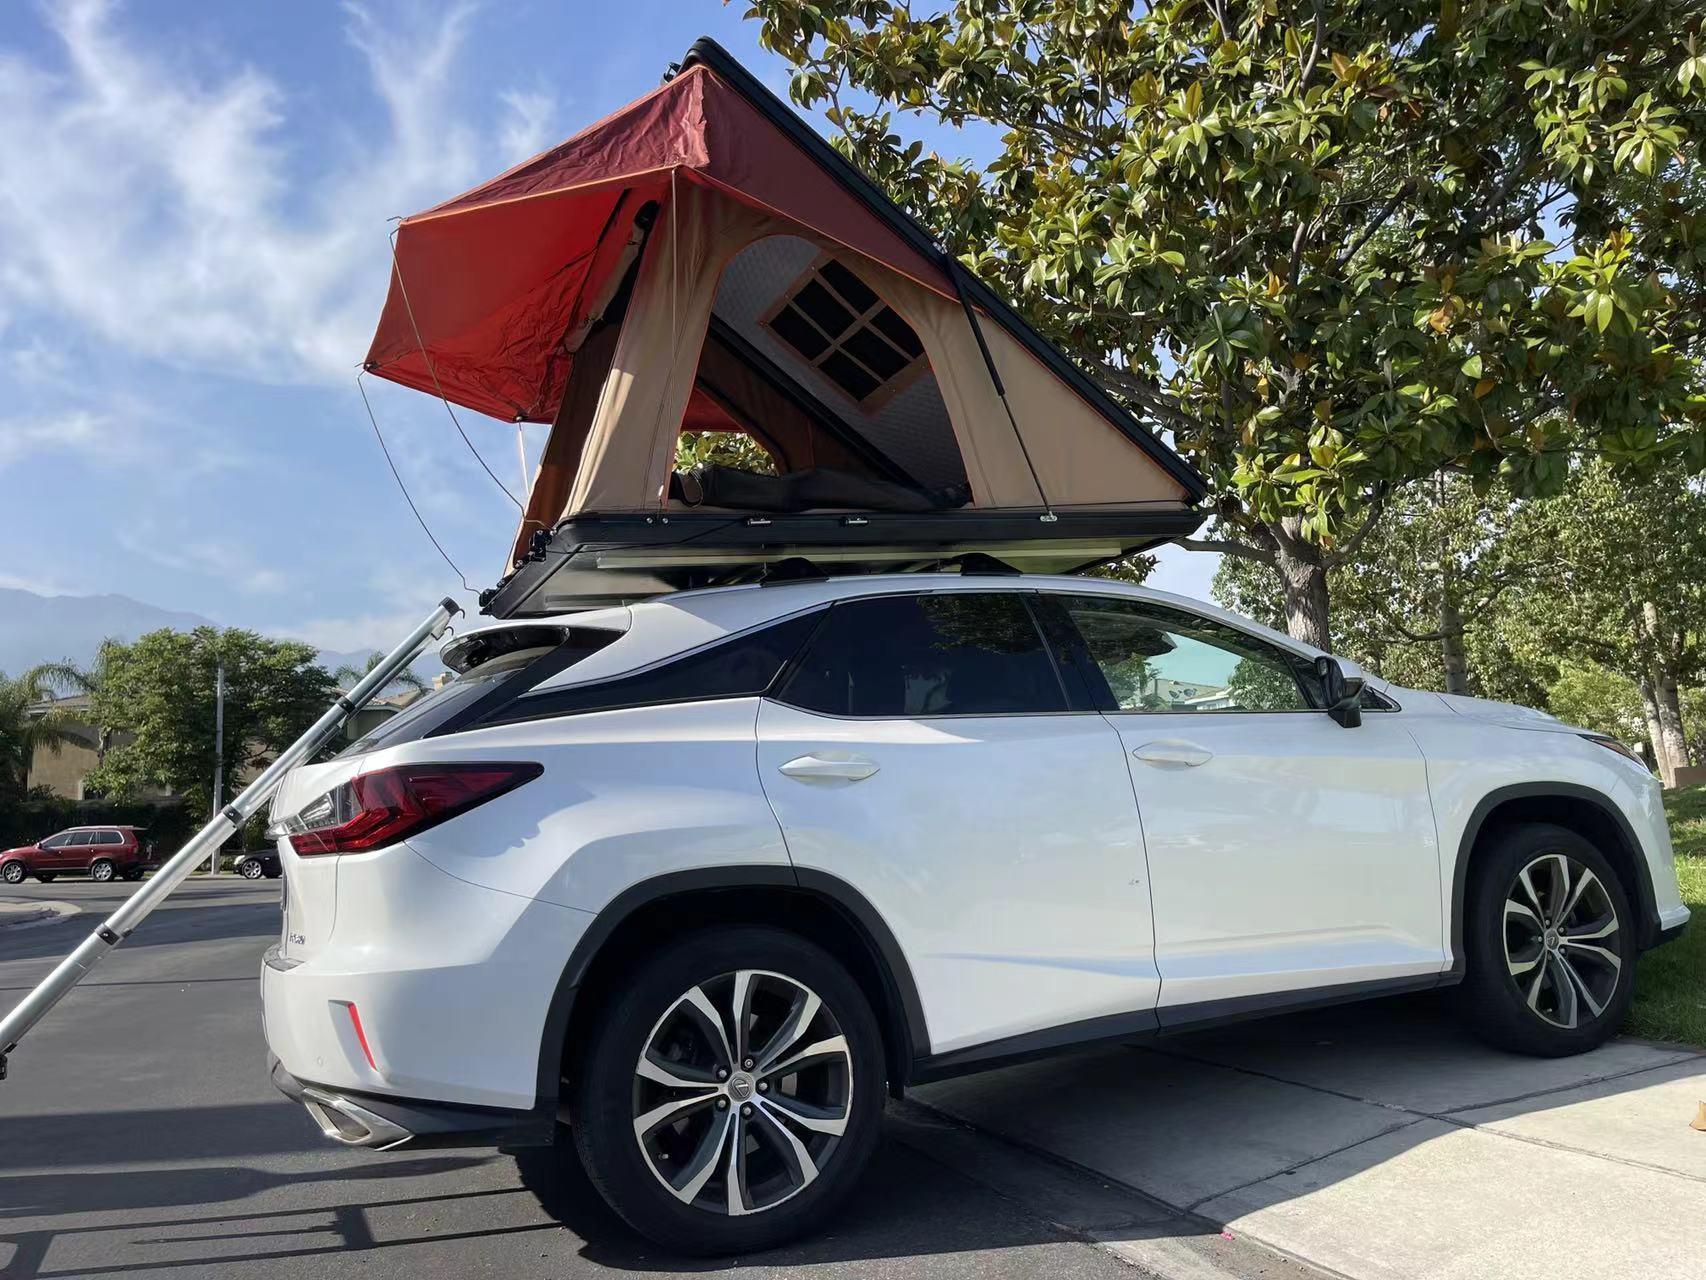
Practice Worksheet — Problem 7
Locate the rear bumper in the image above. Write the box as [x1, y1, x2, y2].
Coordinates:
[269, 1057, 553, 1150]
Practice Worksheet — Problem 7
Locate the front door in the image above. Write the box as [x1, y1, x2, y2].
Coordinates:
[756, 589, 1158, 1058]
[37, 832, 77, 871]
[1047, 592, 1441, 1022]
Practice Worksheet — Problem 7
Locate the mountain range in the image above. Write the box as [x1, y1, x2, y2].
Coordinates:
[0, 588, 432, 683]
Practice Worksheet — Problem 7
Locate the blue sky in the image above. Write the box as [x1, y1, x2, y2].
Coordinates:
[0, 0, 1215, 656]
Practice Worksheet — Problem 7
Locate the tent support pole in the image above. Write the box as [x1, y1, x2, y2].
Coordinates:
[948, 264, 1056, 521]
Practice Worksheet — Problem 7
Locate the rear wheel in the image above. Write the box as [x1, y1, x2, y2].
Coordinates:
[571, 926, 885, 1255]
[1458, 823, 1635, 1056]
[122, 868, 144, 881]
[89, 859, 117, 883]
[2, 861, 27, 884]
[240, 859, 265, 880]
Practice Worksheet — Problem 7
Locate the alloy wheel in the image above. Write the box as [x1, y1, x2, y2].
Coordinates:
[90, 860, 115, 882]
[242, 861, 264, 879]
[1503, 853, 1622, 1030]
[1, 862, 23, 883]
[631, 969, 853, 1217]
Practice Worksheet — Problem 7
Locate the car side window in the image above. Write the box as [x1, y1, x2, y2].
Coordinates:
[1057, 595, 1312, 713]
[67, 831, 97, 847]
[778, 592, 1067, 718]
[40, 833, 69, 849]
[99, 831, 124, 845]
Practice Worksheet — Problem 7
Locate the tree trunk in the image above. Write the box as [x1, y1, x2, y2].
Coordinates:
[1652, 665, 1689, 788]
[1641, 602, 1691, 787]
[1638, 676, 1673, 781]
[1438, 598, 1471, 696]
[1270, 520, 1331, 649]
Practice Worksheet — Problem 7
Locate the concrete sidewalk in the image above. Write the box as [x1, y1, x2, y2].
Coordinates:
[917, 995, 1706, 1280]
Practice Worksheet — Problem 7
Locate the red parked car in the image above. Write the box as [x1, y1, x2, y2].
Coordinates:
[0, 827, 156, 885]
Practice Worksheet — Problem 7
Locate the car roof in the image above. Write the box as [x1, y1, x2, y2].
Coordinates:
[510, 573, 1345, 694]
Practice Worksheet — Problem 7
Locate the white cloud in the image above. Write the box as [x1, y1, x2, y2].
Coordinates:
[0, 0, 537, 387]
[497, 87, 559, 164]
[0, 409, 123, 467]
[114, 524, 289, 595]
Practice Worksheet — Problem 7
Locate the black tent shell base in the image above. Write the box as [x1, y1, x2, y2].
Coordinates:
[479, 507, 1205, 617]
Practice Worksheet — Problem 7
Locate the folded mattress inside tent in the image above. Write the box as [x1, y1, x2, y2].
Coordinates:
[363, 37, 1206, 617]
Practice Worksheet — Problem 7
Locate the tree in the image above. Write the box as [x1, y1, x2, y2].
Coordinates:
[0, 669, 84, 803]
[749, 0, 1706, 646]
[675, 430, 779, 475]
[331, 652, 429, 697]
[29, 643, 121, 771]
[85, 628, 337, 815]
[1501, 458, 1706, 783]
[1546, 660, 1646, 745]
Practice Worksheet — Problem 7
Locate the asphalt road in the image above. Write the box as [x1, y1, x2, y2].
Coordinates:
[0, 878, 1316, 1280]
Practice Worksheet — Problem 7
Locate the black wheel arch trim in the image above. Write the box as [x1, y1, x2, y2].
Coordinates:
[534, 865, 932, 1113]
[1447, 781, 1661, 978]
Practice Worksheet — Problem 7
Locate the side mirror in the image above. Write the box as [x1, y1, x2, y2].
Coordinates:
[1313, 655, 1364, 729]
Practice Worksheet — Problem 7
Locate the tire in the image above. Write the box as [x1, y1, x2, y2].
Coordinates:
[240, 859, 265, 880]
[1, 861, 26, 884]
[1457, 822, 1636, 1056]
[89, 859, 117, 883]
[571, 926, 886, 1255]
[36, 873, 57, 884]
[122, 868, 144, 882]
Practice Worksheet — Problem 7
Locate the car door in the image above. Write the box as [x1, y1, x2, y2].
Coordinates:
[35, 832, 73, 870]
[756, 589, 1158, 1059]
[1045, 592, 1442, 1022]
[62, 831, 98, 871]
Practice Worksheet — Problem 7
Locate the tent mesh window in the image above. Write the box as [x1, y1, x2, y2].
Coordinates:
[762, 257, 927, 407]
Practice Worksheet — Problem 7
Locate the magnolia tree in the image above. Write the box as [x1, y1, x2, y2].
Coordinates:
[747, 0, 1706, 645]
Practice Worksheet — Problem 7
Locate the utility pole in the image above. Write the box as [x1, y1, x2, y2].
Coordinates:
[209, 660, 225, 876]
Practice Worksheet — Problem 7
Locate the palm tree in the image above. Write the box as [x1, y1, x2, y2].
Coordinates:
[0, 668, 86, 799]
[332, 652, 429, 698]
[29, 647, 116, 767]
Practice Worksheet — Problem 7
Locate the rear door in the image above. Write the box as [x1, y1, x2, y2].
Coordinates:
[1047, 592, 1441, 1019]
[756, 589, 1158, 1058]
[62, 831, 98, 871]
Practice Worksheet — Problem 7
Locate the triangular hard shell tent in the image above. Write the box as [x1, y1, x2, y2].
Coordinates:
[366, 38, 1206, 617]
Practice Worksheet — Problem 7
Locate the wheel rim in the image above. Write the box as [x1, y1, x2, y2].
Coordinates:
[243, 862, 262, 878]
[632, 969, 853, 1217]
[1503, 853, 1622, 1030]
[2, 863, 21, 882]
[91, 862, 113, 881]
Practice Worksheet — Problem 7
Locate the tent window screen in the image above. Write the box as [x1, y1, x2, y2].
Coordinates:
[763, 257, 927, 407]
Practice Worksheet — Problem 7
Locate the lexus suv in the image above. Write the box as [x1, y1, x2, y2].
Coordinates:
[1, 826, 154, 884]
[259, 573, 1689, 1253]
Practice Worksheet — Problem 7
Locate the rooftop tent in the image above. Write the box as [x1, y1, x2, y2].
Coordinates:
[365, 38, 1206, 616]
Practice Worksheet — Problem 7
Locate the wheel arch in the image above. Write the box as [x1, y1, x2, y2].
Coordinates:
[536, 867, 929, 1114]
[1448, 782, 1659, 977]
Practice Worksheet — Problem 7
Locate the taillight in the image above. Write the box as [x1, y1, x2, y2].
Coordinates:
[287, 762, 542, 855]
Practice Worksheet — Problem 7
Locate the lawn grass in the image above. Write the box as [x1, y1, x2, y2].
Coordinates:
[1626, 784, 1706, 1045]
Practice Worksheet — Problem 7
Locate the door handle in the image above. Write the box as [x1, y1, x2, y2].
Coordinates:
[1132, 740, 1214, 768]
[778, 753, 881, 783]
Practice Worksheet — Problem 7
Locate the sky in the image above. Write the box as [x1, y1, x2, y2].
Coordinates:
[0, 0, 1218, 657]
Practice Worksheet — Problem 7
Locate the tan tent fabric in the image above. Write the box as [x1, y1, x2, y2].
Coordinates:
[529, 180, 1191, 534]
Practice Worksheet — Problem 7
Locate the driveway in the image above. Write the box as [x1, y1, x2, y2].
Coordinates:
[4, 879, 1701, 1280]
[0, 879, 1317, 1280]
[918, 995, 1706, 1280]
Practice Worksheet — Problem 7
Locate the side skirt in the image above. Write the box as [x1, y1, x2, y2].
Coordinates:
[906, 973, 1451, 1087]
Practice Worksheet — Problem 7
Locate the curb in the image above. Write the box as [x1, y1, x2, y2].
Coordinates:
[0, 901, 82, 932]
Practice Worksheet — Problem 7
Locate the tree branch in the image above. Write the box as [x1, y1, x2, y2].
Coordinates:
[1324, 485, 1391, 569]
[1092, 363, 1195, 431]
[1331, 181, 1414, 275]
[1176, 537, 1278, 567]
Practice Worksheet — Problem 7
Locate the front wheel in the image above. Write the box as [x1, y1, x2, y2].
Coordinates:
[1458, 823, 1636, 1056]
[1, 861, 27, 884]
[89, 859, 117, 883]
[240, 859, 265, 880]
[571, 926, 885, 1255]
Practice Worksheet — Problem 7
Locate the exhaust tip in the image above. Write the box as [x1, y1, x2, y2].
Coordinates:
[300, 1086, 413, 1150]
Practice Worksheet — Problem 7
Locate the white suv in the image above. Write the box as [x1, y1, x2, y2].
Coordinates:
[261, 572, 1689, 1253]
